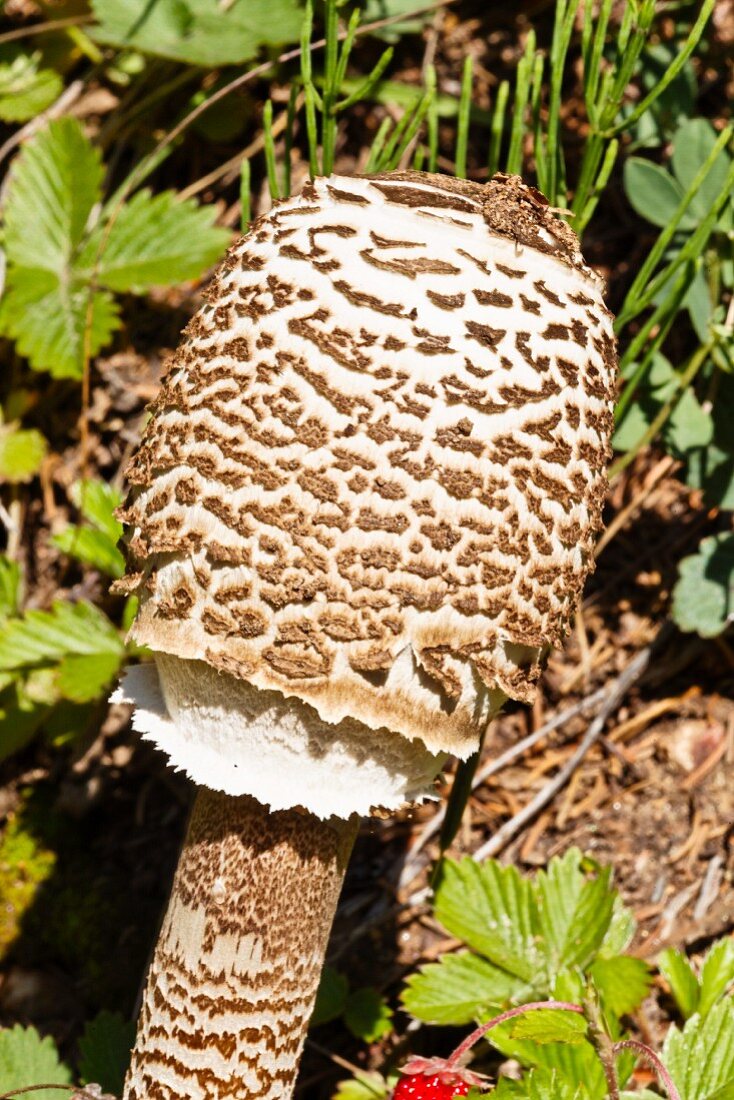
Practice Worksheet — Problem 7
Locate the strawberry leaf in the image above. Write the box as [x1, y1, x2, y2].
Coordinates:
[662, 1001, 734, 1100]
[659, 948, 700, 1020]
[0, 424, 47, 484]
[402, 951, 532, 1026]
[0, 54, 62, 122]
[83, 189, 230, 292]
[4, 118, 103, 271]
[434, 859, 540, 982]
[589, 956, 653, 1017]
[699, 939, 734, 1017]
[0, 1024, 72, 1099]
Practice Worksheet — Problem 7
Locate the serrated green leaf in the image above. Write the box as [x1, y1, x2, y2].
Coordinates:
[344, 988, 393, 1043]
[0, 557, 21, 619]
[699, 939, 734, 1017]
[79, 1010, 135, 1094]
[0, 268, 120, 379]
[83, 188, 229, 292]
[536, 851, 617, 974]
[589, 956, 653, 1017]
[623, 158, 697, 230]
[333, 1072, 391, 1100]
[90, 0, 303, 66]
[0, 682, 51, 764]
[73, 479, 124, 541]
[56, 650, 123, 703]
[662, 1001, 734, 1100]
[599, 898, 637, 958]
[434, 859, 541, 982]
[0, 600, 124, 671]
[4, 118, 103, 271]
[494, 1066, 588, 1099]
[659, 948, 700, 1020]
[0, 424, 47, 483]
[0, 1024, 72, 1099]
[52, 526, 125, 578]
[672, 532, 734, 638]
[487, 1027, 611, 1100]
[311, 966, 349, 1027]
[509, 1008, 587, 1046]
[0, 54, 62, 122]
[402, 951, 532, 1025]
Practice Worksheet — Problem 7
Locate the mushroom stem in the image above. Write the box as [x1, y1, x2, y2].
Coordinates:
[122, 788, 358, 1100]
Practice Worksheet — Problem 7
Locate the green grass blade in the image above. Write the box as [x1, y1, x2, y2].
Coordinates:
[426, 64, 439, 172]
[506, 30, 535, 176]
[531, 51, 547, 195]
[239, 157, 251, 231]
[336, 46, 394, 111]
[283, 83, 298, 198]
[262, 100, 280, 200]
[364, 116, 393, 173]
[574, 136, 618, 235]
[547, 0, 579, 203]
[615, 262, 694, 423]
[609, 0, 715, 137]
[455, 54, 473, 179]
[487, 78, 509, 177]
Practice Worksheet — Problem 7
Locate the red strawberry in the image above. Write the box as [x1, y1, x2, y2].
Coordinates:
[393, 1072, 471, 1098]
[392, 1057, 484, 1100]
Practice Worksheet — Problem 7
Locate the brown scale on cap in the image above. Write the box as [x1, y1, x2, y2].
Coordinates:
[116, 171, 616, 757]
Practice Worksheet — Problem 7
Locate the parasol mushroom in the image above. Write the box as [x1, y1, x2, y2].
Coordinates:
[113, 171, 616, 1100]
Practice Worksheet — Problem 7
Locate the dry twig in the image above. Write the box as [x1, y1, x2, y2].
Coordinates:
[471, 623, 673, 862]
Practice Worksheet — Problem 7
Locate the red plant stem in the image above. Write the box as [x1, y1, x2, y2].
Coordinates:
[446, 1000, 585, 1067]
[613, 1040, 682, 1100]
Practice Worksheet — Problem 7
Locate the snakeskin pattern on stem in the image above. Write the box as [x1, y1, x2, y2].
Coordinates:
[123, 789, 357, 1100]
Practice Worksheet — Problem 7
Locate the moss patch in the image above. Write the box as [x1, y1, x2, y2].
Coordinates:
[0, 808, 56, 955]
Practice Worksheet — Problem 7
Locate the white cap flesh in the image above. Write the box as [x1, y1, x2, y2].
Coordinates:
[113, 654, 449, 818]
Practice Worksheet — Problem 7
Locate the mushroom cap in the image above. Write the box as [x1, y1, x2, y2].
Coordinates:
[116, 171, 616, 758]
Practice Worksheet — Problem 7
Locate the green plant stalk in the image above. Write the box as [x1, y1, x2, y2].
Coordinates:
[506, 29, 536, 176]
[616, 129, 734, 328]
[334, 7, 360, 93]
[364, 116, 393, 173]
[263, 100, 280, 200]
[598, 0, 655, 132]
[455, 55, 473, 179]
[336, 47, 394, 111]
[530, 52, 547, 195]
[320, 0, 340, 174]
[614, 263, 694, 423]
[607, 0, 716, 136]
[546, 0, 578, 204]
[582, 0, 613, 115]
[433, 736, 485, 881]
[426, 64, 439, 173]
[283, 84, 299, 198]
[571, 133, 605, 224]
[446, 1001, 585, 1068]
[487, 79, 509, 178]
[389, 91, 435, 170]
[614, 1040, 682, 1100]
[574, 137, 618, 235]
[586, 993, 621, 1100]
[609, 341, 713, 479]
